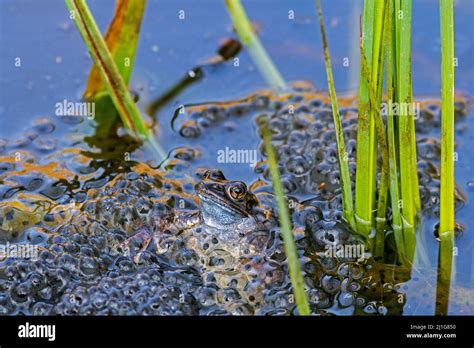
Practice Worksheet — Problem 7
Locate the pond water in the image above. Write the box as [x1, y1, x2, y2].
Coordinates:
[0, 0, 472, 315]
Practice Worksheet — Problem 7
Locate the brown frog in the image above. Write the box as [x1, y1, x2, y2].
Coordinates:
[120, 169, 281, 305]
[118, 169, 284, 308]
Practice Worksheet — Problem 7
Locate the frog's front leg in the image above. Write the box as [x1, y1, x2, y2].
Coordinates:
[120, 210, 200, 262]
[152, 211, 201, 253]
[156, 210, 201, 233]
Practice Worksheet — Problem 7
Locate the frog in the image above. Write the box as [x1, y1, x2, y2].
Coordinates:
[122, 170, 273, 264]
[120, 169, 282, 308]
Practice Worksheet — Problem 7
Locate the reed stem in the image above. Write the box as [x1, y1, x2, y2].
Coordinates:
[396, 0, 417, 262]
[359, 33, 390, 261]
[436, 0, 455, 316]
[386, 0, 406, 264]
[65, 0, 166, 160]
[316, 0, 356, 232]
[354, 0, 379, 240]
[373, 0, 390, 259]
[84, 0, 146, 99]
[224, 0, 286, 91]
[260, 120, 310, 316]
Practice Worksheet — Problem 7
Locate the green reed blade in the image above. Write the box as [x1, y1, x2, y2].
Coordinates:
[84, 0, 146, 99]
[260, 120, 310, 316]
[396, 0, 417, 263]
[438, 0, 455, 237]
[409, 87, 421, 213]
[371, 0, 386, 89]
[359, 33, 390, 261]
[385, 0, 406, 265]
[436, 0, 455, 316]
[224, 0, 286, 91]
[65, 0, 165, 160]
[393, 0, 400, 99]
[83, 0, 146, 139]
[316, 0, 355, 232]
[354, 0, 378, 239]
[374, 0, 390, 260]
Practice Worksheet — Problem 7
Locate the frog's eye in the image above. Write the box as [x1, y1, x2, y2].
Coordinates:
[227, 182, 247, 200]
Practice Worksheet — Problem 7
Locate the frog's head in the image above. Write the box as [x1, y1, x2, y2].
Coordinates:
[195, 169, 258, 227]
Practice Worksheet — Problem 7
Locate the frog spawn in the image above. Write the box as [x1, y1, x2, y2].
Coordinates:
[0, 171, 294, 315]
[0, 87, 471, 316]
